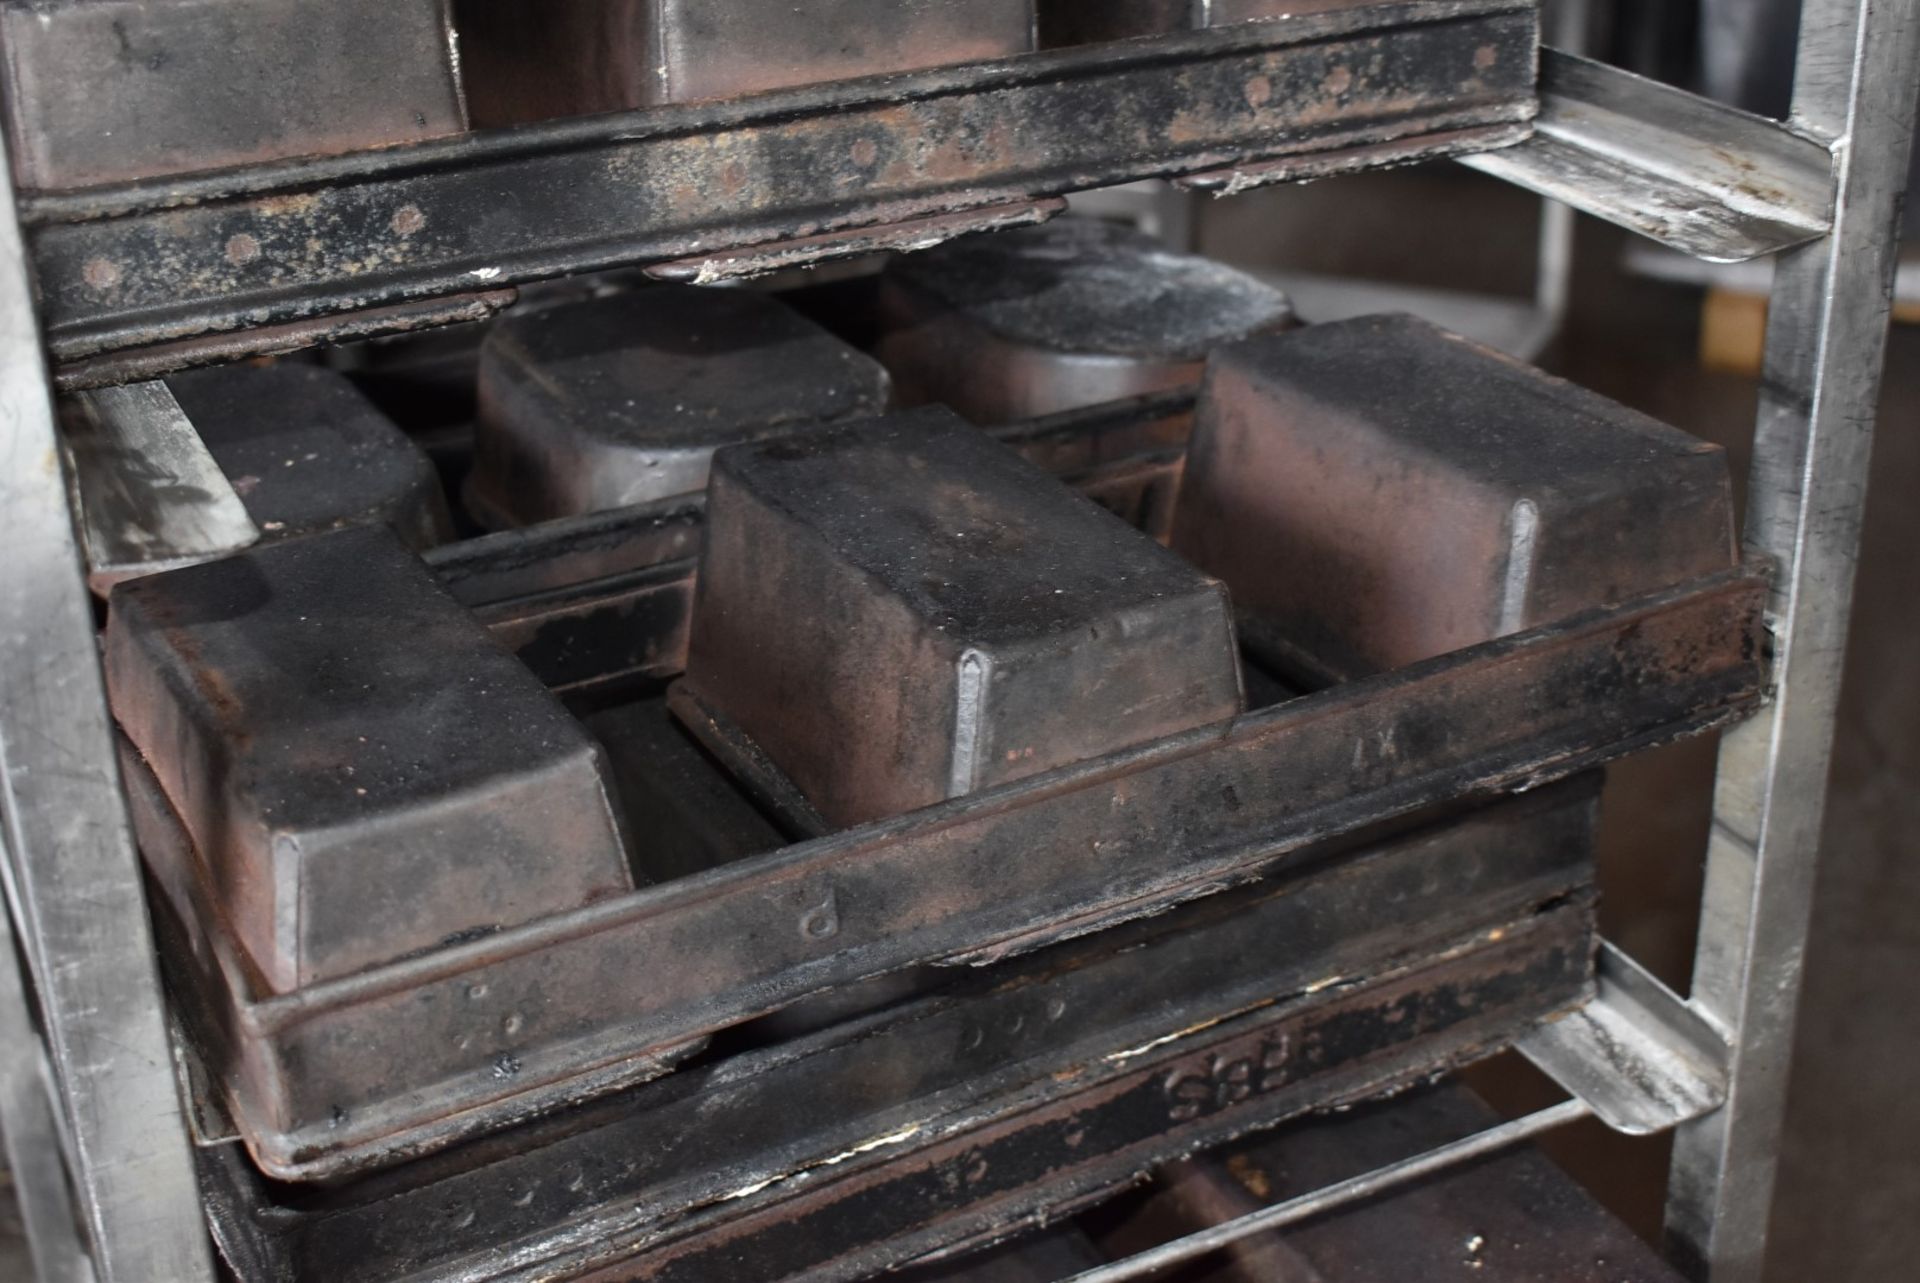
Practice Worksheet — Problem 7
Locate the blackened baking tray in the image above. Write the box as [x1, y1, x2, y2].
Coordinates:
[129, 388, 1766, 1182]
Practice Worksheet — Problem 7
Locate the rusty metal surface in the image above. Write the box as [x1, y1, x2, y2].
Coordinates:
[996, 392, 1194, 540]
[555, 919, 1593, 1283]
[1042, 0, 1193, 46]
[586, 696, 788, 883]
[1173, 313, 1739, 686]
[492, 467, 1182, 701]
[0, 0, 466, 192]
[52, 289, 518, 393]
[429, 393, 1200, 696]
[645, 0, 1038, 105]
[1070, 453, 1188, 545]
[125, 551, 1758, 1182]
[897, 1230, 1106, 1281]
[876, 217, 1293, 424]
[430, 495, 708, 694]
[451, 0, 646, 126]
[668, 684, 838, 840]
[168, 363, 452, 551]
[1093, 1157, 1329, 1282]
[1043, 1, 1404, 47]
[478, 564, 698, 694]
[188, 786, 1596, 1275]
[457, 0, 1037, 122]
[682, 407, 1243, 827]
[431, 387, 1198, 620]
[429, 495, 707, 610]
[102, 526, 635, 992]
[990, 386, 1201, 476]
[646, 200, 1067, 287]
[471, 286, 891, 526]
[19, 2, 1539, 365]
[1176, 118, 1534, 197]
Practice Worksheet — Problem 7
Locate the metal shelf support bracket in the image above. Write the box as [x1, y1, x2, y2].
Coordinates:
[1463, 48, 1838, 262]
[1517, 940, 1729, 1136]
[66, 381, 260, 590]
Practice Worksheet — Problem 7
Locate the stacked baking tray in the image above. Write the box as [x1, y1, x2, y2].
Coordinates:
[17, 0, 1542, 377]
[81, 211, 1766, 1281]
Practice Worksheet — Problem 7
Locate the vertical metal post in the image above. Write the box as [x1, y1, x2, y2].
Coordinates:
[0, 134, 216, 1279]
[0, 898, 97, 1283]
[1668, 1, 1920, 1279]
[1532, 0, 1592, 332]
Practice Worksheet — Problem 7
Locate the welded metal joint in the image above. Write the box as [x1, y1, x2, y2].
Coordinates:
[1518, 940, 1731, 1135]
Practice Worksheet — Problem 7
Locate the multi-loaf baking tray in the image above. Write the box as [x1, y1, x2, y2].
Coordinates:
[105, 295, 1765, 1191]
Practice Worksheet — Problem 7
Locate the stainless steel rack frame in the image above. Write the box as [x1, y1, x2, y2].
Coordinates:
[1, 2, 1916, 1281]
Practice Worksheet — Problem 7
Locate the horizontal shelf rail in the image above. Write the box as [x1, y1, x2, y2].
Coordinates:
[17, 1, 1537, 375]
[139, 557, 1765, 1182]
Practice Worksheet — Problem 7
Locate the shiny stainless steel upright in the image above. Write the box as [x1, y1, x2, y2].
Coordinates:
[0, 2, 1915, 1280]
[1467, 0, 1920, 1276]
[1467, 1, 1920, 1276]
[1670, 2, 1920, 1279]
[0, 127, 217, 1280]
